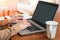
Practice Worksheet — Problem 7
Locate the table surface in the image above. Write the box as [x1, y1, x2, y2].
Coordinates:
[9, 12, 60, 40]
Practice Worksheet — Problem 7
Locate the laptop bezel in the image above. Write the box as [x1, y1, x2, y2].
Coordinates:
[31, 1, 59, 28]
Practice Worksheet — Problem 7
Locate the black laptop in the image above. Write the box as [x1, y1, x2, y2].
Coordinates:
[19, 1, 59, 35]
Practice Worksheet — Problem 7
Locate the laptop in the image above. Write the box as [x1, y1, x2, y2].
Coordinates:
[19, 1, 59, 35]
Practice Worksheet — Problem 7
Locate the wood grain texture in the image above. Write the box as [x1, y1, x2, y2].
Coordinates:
[10, 12, 60, 40]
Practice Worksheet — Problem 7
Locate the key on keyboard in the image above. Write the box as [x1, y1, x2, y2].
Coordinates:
[27, 24, 41, 31]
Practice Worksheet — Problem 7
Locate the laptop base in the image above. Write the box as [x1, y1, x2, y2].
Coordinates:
[19, 28, 46, 35]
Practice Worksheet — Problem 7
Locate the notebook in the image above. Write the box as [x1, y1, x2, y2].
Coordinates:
[19, 1, 59, 35]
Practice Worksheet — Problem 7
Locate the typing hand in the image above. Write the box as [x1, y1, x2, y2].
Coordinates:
[12, 20, 31, 32]
[18, 20, 31, 30]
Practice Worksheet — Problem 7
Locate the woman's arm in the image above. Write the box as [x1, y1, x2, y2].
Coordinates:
[0, 20, 31, 40]
[0, 29, 11, 40]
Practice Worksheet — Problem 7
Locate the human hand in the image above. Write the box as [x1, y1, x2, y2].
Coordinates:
[0, 19, 9, 25]
[12, 20, 31, 32]
[18, 20, 31, 30]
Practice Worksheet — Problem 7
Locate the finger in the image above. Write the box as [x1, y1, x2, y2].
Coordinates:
[22, 19, 26, 21]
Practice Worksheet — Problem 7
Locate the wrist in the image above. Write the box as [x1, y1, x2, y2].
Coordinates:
[12, 23, 21, 32]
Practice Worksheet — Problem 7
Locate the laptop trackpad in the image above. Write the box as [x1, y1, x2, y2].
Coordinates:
[27, 24, 41, 31]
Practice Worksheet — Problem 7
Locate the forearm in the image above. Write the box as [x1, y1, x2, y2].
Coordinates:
[0, 26, 21, 40]
[10, 23, 22, 36]
[0, 29, 11, 40]
[0, 20, 31, 40]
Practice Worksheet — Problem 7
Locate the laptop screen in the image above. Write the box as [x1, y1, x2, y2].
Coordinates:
[32, 1, 58, 28]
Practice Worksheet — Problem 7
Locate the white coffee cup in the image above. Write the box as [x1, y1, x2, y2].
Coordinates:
[45, 21, 58, 39]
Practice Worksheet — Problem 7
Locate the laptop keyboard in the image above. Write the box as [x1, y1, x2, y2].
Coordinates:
[27, 24, 41, 31]
[10, 21, 41, 32]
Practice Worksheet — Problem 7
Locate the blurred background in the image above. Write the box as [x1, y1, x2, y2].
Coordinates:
[0, 0, 60, 16]
[17, 0, 60, 15]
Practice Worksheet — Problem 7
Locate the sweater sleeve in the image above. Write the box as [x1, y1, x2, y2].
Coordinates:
[0, 23, 22, 40]
[0, 29, 11, 40]
[0, 27, 18, 40]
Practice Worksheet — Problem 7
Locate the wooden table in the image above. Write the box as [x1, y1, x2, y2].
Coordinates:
[9, 12, 60, 40]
